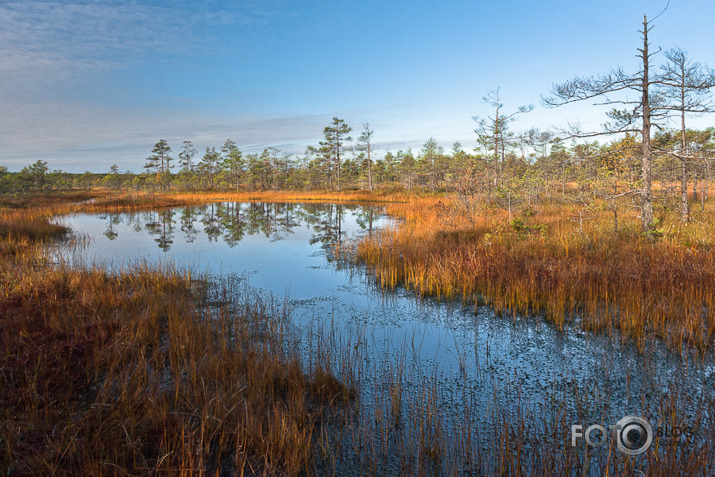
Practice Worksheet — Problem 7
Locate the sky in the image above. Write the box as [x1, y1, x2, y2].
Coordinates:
[1, 0, 715, 172]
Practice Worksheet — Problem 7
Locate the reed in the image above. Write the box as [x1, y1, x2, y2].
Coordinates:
[0, 200, 354, 475]
[349, 195, 715, 353]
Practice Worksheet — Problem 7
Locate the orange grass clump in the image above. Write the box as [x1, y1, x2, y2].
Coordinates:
[0, 197, 354, 476]
[351, 196, 715, 353]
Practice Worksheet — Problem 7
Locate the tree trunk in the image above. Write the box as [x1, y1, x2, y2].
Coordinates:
[705, 161, 711, 204]
[335, 145, 341, 192]
[678, 60, 689, 222]
[613, 182, 618, 235]
[680, 159, 689, 221]
[367, 142, 373, 191]
[692, 173, 698, 200]
[640, 15, 654, 234]
[507, 190, 512, 222]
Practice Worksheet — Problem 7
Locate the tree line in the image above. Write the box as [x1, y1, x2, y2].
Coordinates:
[4, 125, 713, 214]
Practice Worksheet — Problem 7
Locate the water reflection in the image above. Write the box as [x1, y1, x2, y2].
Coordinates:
[94, 202, 382, 252]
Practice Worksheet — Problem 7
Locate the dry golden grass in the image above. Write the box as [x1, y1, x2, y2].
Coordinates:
[167, 189, 412, 204]
[351, 195, 715, 353]
[0, 194, 354, 476]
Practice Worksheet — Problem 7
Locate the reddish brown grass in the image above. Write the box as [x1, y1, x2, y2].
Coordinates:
[352, 196, 715, 353]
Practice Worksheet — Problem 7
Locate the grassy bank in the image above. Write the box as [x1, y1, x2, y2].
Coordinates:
[351, 195, 715, 354]
[0, 195, 353, 476]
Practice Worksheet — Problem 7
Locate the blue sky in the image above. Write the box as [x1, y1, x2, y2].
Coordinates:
[1, 0, 714, 172]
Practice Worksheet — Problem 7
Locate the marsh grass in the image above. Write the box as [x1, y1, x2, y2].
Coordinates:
[310, 325, 714, 476]
[166, 190, 412, 206]
[349, 196, 715, 354]
[50, 189, 409, 214]
[0, 201, 354, 476]
[0, 209, 68, 243]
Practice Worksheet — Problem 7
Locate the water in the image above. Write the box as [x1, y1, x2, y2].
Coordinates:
[58, 201, 714, 474]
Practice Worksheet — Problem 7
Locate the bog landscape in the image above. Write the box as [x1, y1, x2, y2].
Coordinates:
[1, 3, 714, 476]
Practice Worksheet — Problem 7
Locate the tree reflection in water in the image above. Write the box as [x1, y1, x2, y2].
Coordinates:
[97, 202, 383, 252]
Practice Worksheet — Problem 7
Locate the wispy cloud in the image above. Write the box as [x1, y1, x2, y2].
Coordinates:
[0, 0, 285, 90]
[1, 2, 166, 84]
[0, 0, 302, 170]
[0, 92, 333, 171]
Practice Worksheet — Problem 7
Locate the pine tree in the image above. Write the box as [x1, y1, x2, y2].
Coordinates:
[319, 117, 352, 191]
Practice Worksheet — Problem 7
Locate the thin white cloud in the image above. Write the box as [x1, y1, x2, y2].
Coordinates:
[0, 0, 292, 95]
[0, 93, 334, 171]
[0, 0, 303, 170]
[0, 2, 171, 74]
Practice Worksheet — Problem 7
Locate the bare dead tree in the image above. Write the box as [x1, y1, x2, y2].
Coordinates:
[473, 88, 533, 190]
[658, 47, 715, 221]
[543, 15, 666, 235]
